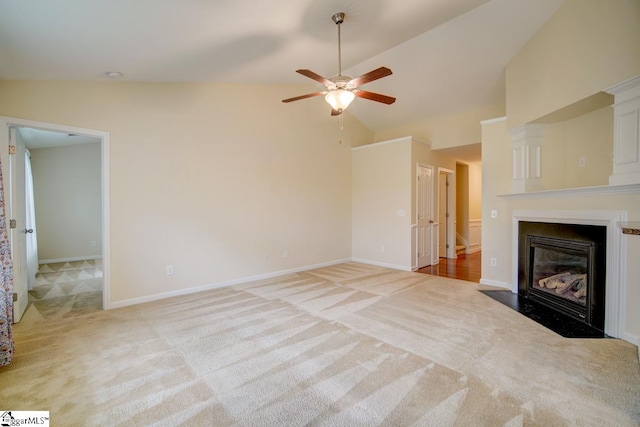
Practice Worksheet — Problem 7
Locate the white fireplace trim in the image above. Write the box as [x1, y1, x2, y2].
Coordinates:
[512, 209, 627, 338]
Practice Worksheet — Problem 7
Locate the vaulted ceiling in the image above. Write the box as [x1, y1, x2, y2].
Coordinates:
[0, 0, 562, 134]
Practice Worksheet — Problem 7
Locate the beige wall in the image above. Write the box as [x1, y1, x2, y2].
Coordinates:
[541, 106, 613, 190]
[352, 138, 412, 269]
[468, 163, 482, 219]
[506, 0, 640, 128]
[0, 80, 373, 305]
[372, 102, 505, 149]
[31, 143, 102, 261]
[456, 164, 469, 239]
[481, 118, 512, 287]
[351, 136, 458, 270]
[454, 162, 482, 249]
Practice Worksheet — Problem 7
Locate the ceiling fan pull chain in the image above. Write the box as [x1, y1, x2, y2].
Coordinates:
[339, 112, 344, 144]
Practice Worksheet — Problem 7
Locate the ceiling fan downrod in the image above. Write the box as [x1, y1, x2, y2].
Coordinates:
[332, 12, 345, 77]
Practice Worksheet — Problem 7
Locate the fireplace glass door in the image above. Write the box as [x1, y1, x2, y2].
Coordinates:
[531, 245, 588, 306]
[526, 235, 595, 322]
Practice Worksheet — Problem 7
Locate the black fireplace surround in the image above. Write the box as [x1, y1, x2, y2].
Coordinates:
[518, 221, 606, 333]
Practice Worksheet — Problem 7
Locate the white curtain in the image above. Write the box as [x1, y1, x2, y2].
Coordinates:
[25, 150, 38, 290]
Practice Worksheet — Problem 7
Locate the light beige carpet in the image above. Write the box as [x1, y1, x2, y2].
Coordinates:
[1, 262, 638, 426]
[27, 259, 103, 320]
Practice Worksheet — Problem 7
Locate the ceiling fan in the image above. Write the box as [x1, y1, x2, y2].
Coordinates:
[282, 12, 396, 116]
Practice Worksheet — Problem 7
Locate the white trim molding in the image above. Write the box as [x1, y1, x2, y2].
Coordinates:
[500, 183, 640, 199]
[0, 116, 111, 310]
[109, 258, 353, 309]
[509, 124, 545, 193]
[512, 209, 627, 339]
[352, 135, 431, 151]
[352, 258, 413, 272]
[606, 74, 640, 186]
[467, 219, 482, 254]
[39, 256, 102, 264]
[479, 278, 512, 290]
[480, 116, 507, 126]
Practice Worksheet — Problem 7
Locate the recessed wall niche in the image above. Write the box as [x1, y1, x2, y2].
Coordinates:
[540, 104, 614, 190]
[510, 92, 615, 193]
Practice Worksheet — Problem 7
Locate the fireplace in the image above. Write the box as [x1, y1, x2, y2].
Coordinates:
[518, 221, 606, 332]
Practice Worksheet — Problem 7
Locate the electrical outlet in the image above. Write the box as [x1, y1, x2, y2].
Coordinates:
[491, 210, 497, 219]
[166, 265, 174, 275]
[283, 249, 289, 258]
[490, 258, 497, 267]
[263, 252, 269, 262]
[90, 240, 97, 247]
[380, 245, 385, 253]
[578, 157, 586, 168]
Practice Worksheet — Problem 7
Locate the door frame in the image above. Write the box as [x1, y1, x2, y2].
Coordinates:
[0, 116, 111, 310]
[437, 167, 455, 259]
[8, 127, 28, 321]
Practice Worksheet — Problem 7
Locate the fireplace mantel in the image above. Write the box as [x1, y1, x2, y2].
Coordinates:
[499, 183, 640, 200]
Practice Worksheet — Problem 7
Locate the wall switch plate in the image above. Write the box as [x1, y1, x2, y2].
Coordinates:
[490, 258, 497, 267]
[166, 265, 174, 275]
[90, 240, 97, 247]
[380, 245, 385, 253]
[491, 210, 498, 219]
[579, 157, 586, 168]
[397, 209, 406, 217]
[263, 253, 269, 261]
[283, 249, 289, 258]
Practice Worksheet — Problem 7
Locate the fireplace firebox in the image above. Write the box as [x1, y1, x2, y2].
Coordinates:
[518, 222, 606, 332]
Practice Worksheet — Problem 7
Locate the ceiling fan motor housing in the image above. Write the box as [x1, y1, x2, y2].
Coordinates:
[330, 75, 353, 90]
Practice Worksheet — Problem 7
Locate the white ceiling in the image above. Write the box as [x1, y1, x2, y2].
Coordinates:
[1, 0, 563, 156]
[18, 127, 100, 150]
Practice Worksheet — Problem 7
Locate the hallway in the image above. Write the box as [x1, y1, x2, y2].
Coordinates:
[417, 252, 481, 283]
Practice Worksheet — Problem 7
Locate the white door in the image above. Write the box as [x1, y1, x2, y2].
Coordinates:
[438, 172, 447, 257]
[8, 127, 28, 322]
[416, 165, 433, 268]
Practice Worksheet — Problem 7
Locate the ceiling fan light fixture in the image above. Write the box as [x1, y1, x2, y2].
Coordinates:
[282, 12, 395, 116]
[325, 89, 355, 111]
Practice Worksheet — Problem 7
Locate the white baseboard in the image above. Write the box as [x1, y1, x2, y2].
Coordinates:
[466, 245, 481, 254]
[39, 255, 102, 264]
[622, 332, 639, 349]
[106, 258, 352, 310]
[350, 258, 413, 272]
[479, 278, 512, 290]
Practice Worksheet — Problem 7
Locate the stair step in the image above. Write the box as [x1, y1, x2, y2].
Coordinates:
[455, 245, 466, 255]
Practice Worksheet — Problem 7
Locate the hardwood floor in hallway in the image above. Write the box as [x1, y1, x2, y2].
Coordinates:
[417, 251, 481, 283]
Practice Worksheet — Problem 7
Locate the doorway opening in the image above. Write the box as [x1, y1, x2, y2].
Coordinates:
[437, 168, 455, 259]
[0, 117, 110, 321]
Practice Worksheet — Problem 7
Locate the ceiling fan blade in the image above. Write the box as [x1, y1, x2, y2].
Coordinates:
[296, 69, 332, 86]
[331, 108, 342, 116]
[354, 90, 396, 105]
[282, 91, 326, 103]
[349, 67, 393, 88]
